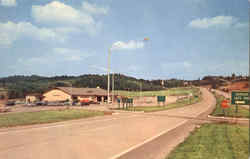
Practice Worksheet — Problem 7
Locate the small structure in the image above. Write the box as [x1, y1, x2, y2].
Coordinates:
[43, 87, 110, 103]
[0, 88, 8, 107]
[25, 93, 43, 103]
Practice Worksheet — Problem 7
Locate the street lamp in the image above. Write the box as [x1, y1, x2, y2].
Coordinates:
[107, 38, 149, 104]
[107, 48, 111, 104]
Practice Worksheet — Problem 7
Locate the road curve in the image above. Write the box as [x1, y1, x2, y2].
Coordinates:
[0, 87, 215, 159]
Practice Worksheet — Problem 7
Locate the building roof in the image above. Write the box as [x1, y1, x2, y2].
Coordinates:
[26, 93, 43, 97]
[56, 87, 107, 96]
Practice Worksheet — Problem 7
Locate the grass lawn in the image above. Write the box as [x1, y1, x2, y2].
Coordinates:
[116, 87, 200, 97]
[0, 109, 104, 128]
[117, 95, 202, 112]
[211, 93, 249, 118]
[167, 124, 249, 159]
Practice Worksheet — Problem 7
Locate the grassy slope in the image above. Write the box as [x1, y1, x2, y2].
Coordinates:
[122, 96, 202, 112]
[211, 93, 249, 118]
[116, 87, 199, 97]
[116, 87, 201, 112]
[0, 109, 104, 128]
[167, 124, 249, 159]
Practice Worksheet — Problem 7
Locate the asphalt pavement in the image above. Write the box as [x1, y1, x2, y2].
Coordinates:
[0, 87, 216, 159]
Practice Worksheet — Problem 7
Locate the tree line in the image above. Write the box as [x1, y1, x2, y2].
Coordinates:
[0, 74, 185, 99]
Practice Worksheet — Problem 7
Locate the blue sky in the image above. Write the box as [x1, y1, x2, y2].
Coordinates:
[0, 0, 248, 80]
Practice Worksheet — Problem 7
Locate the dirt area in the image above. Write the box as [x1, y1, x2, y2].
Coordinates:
[219, 81, 248, 92]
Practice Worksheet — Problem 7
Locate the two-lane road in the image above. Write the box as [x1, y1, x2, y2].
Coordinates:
[0, 88, 215, 159]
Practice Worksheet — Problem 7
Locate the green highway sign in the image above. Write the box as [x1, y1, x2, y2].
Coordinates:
[231, 91, 250, 105]
[157, 96, 166, 102]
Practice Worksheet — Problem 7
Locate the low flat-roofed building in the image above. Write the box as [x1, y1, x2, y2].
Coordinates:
[43, 87, 109, 103]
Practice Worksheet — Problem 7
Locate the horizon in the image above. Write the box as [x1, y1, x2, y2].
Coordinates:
[0, 72, 248, 81]
[0, 0, 248, 80]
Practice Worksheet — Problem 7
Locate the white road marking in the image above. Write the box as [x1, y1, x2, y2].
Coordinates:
[0, 114, 140, 135]
[109, 120, 187, 159]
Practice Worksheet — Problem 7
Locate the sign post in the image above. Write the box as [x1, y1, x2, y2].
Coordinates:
[157, 96, 166, 106]
[231, 91, 250, 105]
[231, 91, 249, 114]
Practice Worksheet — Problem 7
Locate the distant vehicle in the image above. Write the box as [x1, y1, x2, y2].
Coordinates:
[27, 103, 36, 106]
[47, 102, 59, 106]
[89, 101, 100, 104]
[35, 101, 47, 106]
[15, 101, 25, 105]
[62, 101, 71, 106]
[80, 99, 90, 106]
[6, 101, 15, 106]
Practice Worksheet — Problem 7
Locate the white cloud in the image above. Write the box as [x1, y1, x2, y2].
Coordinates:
[31, 1, 108, 35]
[0, 21, 65, 47]
[82, 2, 109, 15]
[53, 48, 91, 61]
[32, 1, 94, 26]
[189, 16, 237, 29]
[0, 0, 16, 7]
[18, 48, 91, 67]
[111, 40, 144, 50]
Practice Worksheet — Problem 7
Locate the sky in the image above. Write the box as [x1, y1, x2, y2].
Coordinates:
[0, 0, 248, 80]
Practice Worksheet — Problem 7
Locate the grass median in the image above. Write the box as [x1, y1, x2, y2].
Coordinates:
[166, 124, 249, 159]
[0, 109, 104, 128]
[117, 95, 202, 112]
[211, 93, 249, 118]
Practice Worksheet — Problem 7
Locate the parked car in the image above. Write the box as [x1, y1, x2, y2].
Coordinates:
[89, 101, 100, 104]
[15, 101, 24, 105]
[35, 101, 47, 106]
[27, 103, 36, 106]
[6, 101, 15, 106]
[80, 99, 90, 106]
[62, 101, 71, 106]
[47, 102, 57, 106]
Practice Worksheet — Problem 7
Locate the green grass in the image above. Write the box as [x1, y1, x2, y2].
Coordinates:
[167, 124, 249, 159]
[117, 95, 202, 112]
[116, 87, 200, 97]
[0, 109, 104, 128]
[211, 93, 249, 118]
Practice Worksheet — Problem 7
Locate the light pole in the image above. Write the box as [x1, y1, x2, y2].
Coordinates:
[107, 48, 111, 104]
[107, 38, 149, 103]
[112, 73, 114, 103]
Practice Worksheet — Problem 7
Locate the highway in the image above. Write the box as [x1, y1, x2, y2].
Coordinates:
[0, 88, 215, 159]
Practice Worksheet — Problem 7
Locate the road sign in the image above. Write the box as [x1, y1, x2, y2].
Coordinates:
[231, 91, 250, 105]
[157, 96, 166, 102]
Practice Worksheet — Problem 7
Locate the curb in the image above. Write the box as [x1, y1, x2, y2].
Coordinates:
[207, 115, 249, 121]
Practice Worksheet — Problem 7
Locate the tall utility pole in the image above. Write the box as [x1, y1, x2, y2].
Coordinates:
[112, 73, 115, 103]
[107, 48, 111, 103]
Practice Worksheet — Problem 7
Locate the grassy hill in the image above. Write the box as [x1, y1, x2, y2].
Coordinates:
[0, 74, 185, 99]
